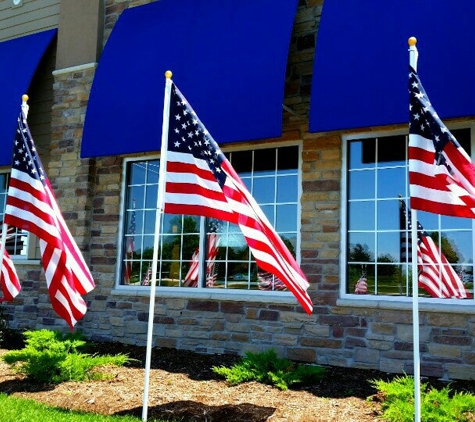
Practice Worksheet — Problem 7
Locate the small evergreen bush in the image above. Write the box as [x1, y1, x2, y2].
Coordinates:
[212, 348, 325, 390]
[2, 329, 130, 383]
[372, 375, 475, 421]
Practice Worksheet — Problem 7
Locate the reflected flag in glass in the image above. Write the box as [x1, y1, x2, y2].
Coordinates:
[124, 199, 136, 284]
[399, 198, 470, 298]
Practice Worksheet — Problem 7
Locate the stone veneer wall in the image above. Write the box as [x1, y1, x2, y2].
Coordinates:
[5, 0, 475, 382]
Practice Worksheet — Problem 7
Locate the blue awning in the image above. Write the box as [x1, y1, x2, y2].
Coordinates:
[81, 0, 298, 158]
[0, 29, 57, 167]
[309, 0, 475, 133]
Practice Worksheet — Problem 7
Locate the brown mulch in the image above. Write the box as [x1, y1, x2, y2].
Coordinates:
[0, 342, 473, 422]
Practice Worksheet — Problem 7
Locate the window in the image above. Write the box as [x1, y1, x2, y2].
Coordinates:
[119, 145, 301, 292]
[0, 171, 33, 258]
[345, 129, 474, 299]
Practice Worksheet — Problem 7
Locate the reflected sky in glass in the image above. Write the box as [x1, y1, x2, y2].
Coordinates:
[253, 177, 275, 203]
[376, 167, 406, 198]
[348, 201, 375, 230]
[348, 170, 374, 200]
[377, 200, 399, 231]
[377, 232, 401, 261]
[129, 161, 146, 185]
[276, 204, 297, 232]
[277, 175, 298, 202]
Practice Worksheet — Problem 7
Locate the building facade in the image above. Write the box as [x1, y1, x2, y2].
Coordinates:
[1, 0, 475, 382]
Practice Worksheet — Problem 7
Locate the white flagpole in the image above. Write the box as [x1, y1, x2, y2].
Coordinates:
[142, 71, 173, 422]
[408, 36, 421, 422]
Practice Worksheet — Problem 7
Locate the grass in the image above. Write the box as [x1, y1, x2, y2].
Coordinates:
[371, 375, 475, 421]
[0, 393, 173, 422]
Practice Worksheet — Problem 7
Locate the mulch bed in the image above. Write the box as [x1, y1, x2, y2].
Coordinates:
[0, 340, 474, 421]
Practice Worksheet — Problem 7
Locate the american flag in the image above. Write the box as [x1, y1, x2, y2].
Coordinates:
[124, 199, 135, 284]
[4, 112, 95, 328]
[141, 262, 152, 286]
[399, 198, 470, 299]
[184, 219, 220, 288]
[409, 65, 475, 218]
[0, 225, 20, 302]
[399, 196, 412, 262]
[163, 83, 312, 314]
[258, 271, 287, 291]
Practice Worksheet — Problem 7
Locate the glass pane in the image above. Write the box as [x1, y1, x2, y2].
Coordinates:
[280, 234, 297, 258]
[348, 263, 375, 294]
[144, 184, 158, 208]
[376, 167, 406, 198]
[348, 201, 375, 230]
[160, 235, 180, 260]
[228, 263, 251, 289]
[257, 271, 287, 291]
[254, 149, 275, 174]
[229, 150, 252, 175]
[416, 211, 438, 231]
[129, 161, 146, 185]
[440, 231, 472, 265]
[276, 204, 297, 232]
[129, 186, 144, 208]
[377, 200, 400, 231]
[452, 128, 471, 155]
[348, 170, 374, 200]
[441, 215, 472, 230]
[277, 146, 298, 172]
[253, 177, 275, 203]
[349, 139, 375, 170]
[276, 175, 298, 202]
[182, 216, 201, 234]
[182, 233, 200, 260]
[376, 135, 406, 165]
[376, 264, 406, 295]
[377, 232, 401, 263]
[241, 177, 252, 192]
[0, 174, 7, 191]
[146, 160, 159, 184]
[348, 233, 375, 262]
[142, 235, 155, 258]
[143, 210, 156, 234]
[260, 205, 275, 226]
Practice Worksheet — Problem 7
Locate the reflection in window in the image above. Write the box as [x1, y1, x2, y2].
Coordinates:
[0, 172, 30, 258]
[120, 146, 301, 292]
[346, 131, 474, 299]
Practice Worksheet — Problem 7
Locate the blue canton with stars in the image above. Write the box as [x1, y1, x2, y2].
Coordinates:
[168, 84, 227, 188]
[409, 66, 461, 174]
[12, 114, 46, 185]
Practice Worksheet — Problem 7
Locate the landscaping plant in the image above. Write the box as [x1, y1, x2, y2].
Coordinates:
[2, 329, 130, 383]
[371, 375, 475, 421]
[212, 348, 325, 390]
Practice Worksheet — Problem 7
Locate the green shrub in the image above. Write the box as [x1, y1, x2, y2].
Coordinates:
[212, 348, 325, 390]
[372, 375, 475, 421]
[2, 329, 131, 383]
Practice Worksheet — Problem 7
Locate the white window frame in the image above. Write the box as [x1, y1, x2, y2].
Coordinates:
[113, 141, 304, 304]
[339, 124, 475, 311]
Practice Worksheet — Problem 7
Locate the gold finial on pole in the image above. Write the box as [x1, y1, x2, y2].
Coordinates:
[165, 70, 173, 79]
[408, 37, 417, 46]
[21, 94, 29, 118]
